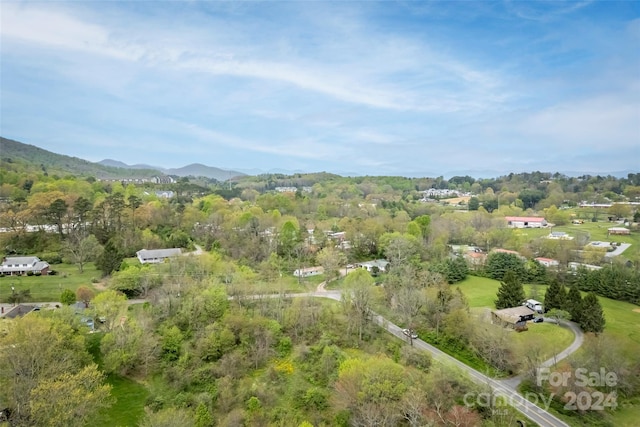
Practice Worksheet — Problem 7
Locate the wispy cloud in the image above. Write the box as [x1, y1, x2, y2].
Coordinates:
[1, 1, 637, 176]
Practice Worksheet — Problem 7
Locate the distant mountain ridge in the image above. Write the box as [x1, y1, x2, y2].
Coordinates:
[97, 160, 246, 181]
[0, 137, 245, 181]
[2, 137, 634, 180]
[0, 137, 161, 179]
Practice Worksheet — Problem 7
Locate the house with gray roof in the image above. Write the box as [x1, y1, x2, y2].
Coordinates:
[136, 248, 182, 264]
[0, 256, 50, 276]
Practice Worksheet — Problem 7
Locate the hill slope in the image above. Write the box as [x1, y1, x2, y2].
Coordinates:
[0, 137, 162, 179]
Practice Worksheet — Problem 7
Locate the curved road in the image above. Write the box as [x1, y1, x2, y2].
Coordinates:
[303, 285, 583, 427]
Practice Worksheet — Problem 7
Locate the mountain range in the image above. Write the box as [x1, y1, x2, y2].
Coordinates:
[1, 137, 635, 180]
[0, 137, 245, 181]
[97, 159, 246, 181]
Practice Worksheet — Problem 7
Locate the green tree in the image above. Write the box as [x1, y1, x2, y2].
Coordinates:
[468, 196, 480, 211]
[580, 293, 605, 334]
[194, 402, 214, 427]
[47, 198, 69, 237]
[335, 357, 409, 426]
[316, 246, 347, 282]
[485, 252, 525, 280]
[543, 280, 566, 311]
[565, 283, 583, 324]
[92, 289, 128, 332]
[96, 239, 124, 277]
[160, 325, 184, 362]
[29, 364, 113, 427]
[495, 270, 525, 309]
[342, 268, 374, 342]
[412, 214, 431, 242]
[60, 289, 76, 305]
[0, 316, 91, 424]
[444, 256, 469, 284]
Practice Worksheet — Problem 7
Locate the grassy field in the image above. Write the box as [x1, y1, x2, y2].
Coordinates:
[0, 262, 103, 302]
[550, 220, 639, 260]
[456, 274, 640, 426]
[94, 375, 149, 427]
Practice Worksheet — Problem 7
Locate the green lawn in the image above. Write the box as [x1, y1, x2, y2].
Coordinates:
[94, 374, 150, 427]
[454, 275, 501, 308]
[0, 262, 103, 302]
[552, 220, 639, 260]
[511, 322, 574, 362]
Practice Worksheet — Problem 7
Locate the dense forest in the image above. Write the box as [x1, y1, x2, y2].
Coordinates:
[0, 149, 639, 426]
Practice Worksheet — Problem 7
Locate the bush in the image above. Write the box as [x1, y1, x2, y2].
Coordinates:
[40, 252, 63, 264]
[48, 270, 58, 275]
[26, 271, 34, 276]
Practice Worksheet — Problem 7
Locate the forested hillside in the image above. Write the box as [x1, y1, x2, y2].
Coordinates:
[0, 137, 162, 179]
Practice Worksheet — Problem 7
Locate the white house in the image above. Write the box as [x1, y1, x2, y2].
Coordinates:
[293, 266, 324, 278]
[505, 216, 548, 228]
[136, 248, 182, 264]
[0, 256, 50, 276]
[357, 259, 389, 273]
[535, 257, 559, 268]
[547, 231, 573, 240]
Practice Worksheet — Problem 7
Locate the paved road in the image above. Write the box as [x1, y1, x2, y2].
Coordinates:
[300, 289, 577, 427]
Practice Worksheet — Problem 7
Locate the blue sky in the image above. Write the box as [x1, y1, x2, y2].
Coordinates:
[1, 1, 638, 177]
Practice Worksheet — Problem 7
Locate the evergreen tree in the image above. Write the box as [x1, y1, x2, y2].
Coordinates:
[444, 256, 469, 284]
[580, 293, 605, 334]
[96, 239, 124, 277]
[194, 402, 214, 427]
[543, 280, 566, 311]
[485, 252, 526, 280]
[495, 270, 526, 309]
[565, 283, 583, 325]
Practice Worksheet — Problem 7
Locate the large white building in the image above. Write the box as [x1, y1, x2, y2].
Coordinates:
[136, 248, 182, 264]
[505, 216, 548, 228]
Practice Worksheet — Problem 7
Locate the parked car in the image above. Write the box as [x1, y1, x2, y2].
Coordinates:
[402, 329, 418, 339]
[533, 317, 543, 323]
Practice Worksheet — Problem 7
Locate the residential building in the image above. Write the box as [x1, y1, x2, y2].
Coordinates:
[357, 259, 390, 273]
[505, 216, 548, 228]
[0, 256, 50, 276]
[547, 231, 573, 240]
[136, 248, 182, 264]
[491, 306, 536, 330]
[293, 266, 324, 277]
[535, 257, 560, 268]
